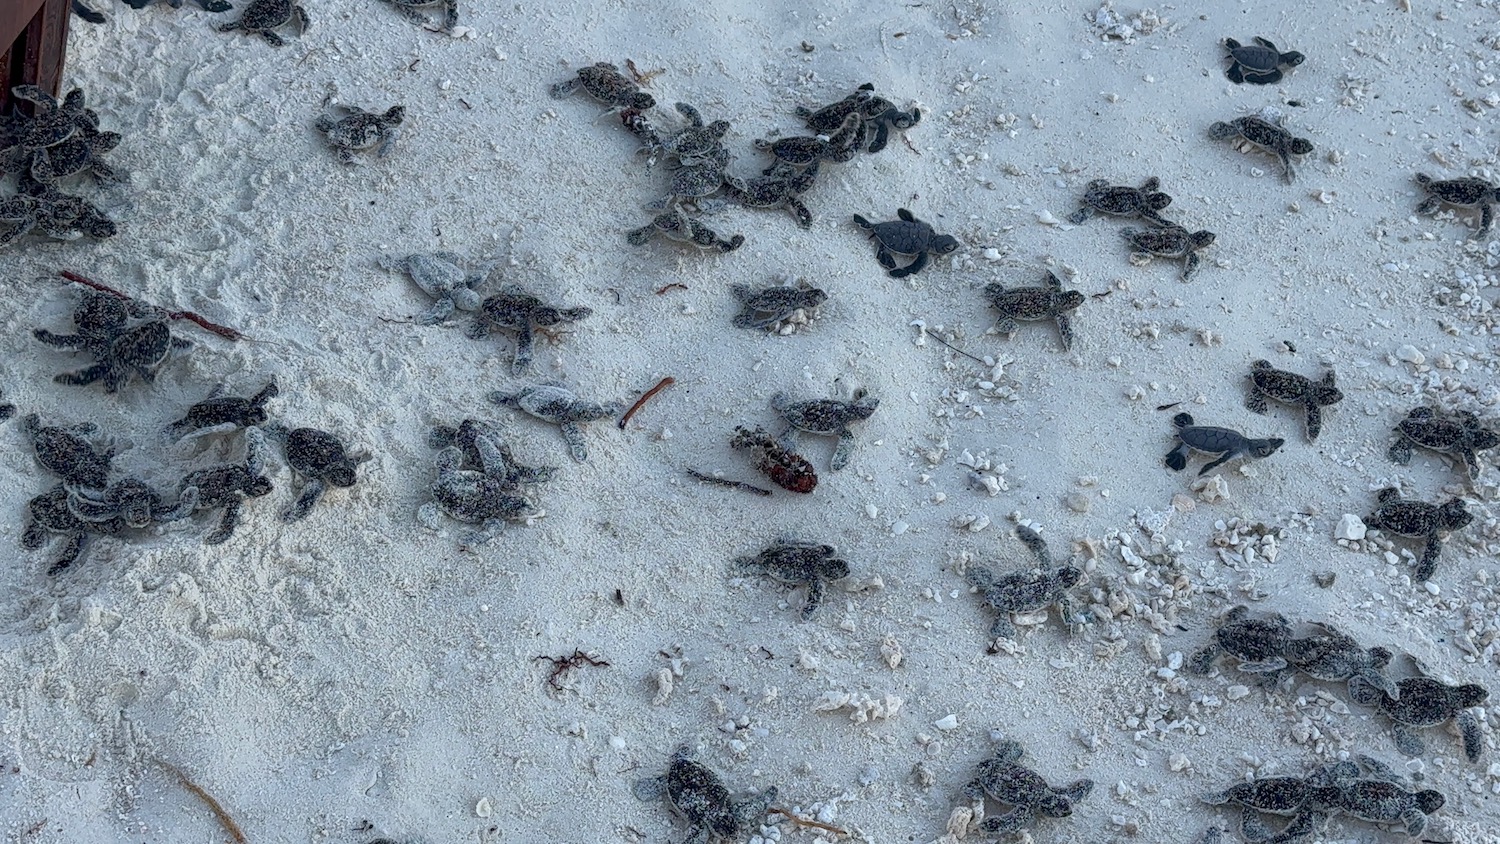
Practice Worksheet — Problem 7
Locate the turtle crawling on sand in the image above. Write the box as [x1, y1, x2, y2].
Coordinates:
[966, 526, 1083, 640]
[1223, 37, 1305, 85]
[262, 424, 370, 522]
[1121, 224, 1216, 281]
[216, 0, 310, 46]
[730, 281, 826, 331]
[1067, 177, 1172, 225]
[1165, 413, 1283, 476]
[735, 538, 849, 620]
[1323, 756, 1446, 838]
[963, 740, 1093, 835]
[377, 0, 458, 33]
[1349, 656, 1488, 762]
[22, 413, 113, 489]
[723, 161, 820, 228]
[488, 383, 621, 463]
[1414, 173, 1499, 239]
[380, 252, 494, 326]
[852, 208, 959, 278]
[772, 388, 878, 471]
[1245, 360, 1342, 442]
[633, 747, 777, 844]
[1209, 115, 1314, 183]
[1387, 405, 1497, 480]
[983, 270, 1085, 352]
[550, 62, 655, 110]
[468, 286, 593, 374]
[626, 207, 744, 253]
[796, 82, 921, 154]
[315, 105, 405, 164]
[1284, 621, 1400, 702]
[24, 486, 123, 575]
[1363, 487, 1471, 582]
[166, 379, 280, 441]
[1188, 605, 1293, 676]
[178, 427, 274, 545]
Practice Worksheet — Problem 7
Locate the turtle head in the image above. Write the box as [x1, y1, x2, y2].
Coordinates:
[1281, 50, 1306, 67]
[1207, 121, 1239, 140]
[629, 92, 657, 111]
[382, 106, 407, 125]
[1058, 290, 1086, 311]
[1288, 137, 1315, 155]
[1055, 566, 1083, 589]
[1436, 498, 1473, 530]
[246, 476, 275, 497]
[930, 234, 960, 255]
[1470, 427, 1500, 450]
[1036, 793, 1074, 818]
[1415, 172, 1434, 187]
[1147, 191, 1172, 211]
[1189, 230, 1217, 248]
[1248, 437, 1285, 459]
[1453, 683, 1488, 708]
[820, 557, 851, 580]
[1416, 789, 1446, 815]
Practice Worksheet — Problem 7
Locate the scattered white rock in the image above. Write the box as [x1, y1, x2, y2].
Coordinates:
[1191, 474, 1231, 503]
[1334, 514, 1367, 541]
[475, 797, 492, 818]
[1395, 344, 1425, 365]
[934, 714, 960, 731]
[813, 691, 904, 723]
[652, 667, 675, 706]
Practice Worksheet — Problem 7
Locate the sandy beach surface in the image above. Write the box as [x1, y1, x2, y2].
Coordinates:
[2, 1, 1498, 842]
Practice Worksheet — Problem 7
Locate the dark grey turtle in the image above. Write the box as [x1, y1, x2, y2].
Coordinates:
[466, 285, 592, 374]
[179, 427, 275, 545]
[165, 378, 280, 442]
[754, 112, 863, 170]
[428, 418, 556, 491]
[1066, 177, 1172, 225]
[965, 526, 1083, 639]
[21, 413, 113, 489]
[23, 486, 124, 576]
[72, 1, 106, 23]
[730, 281, 827, 330]
[1415, 173, 1498, 238]
[488, 383, 622, 463]
[1188, 605, 1293, 675]
[216, 0, 310, 46]
[1165, 413, 1284, 476]
[1246, 360, 1342, 442]
[549, 62, 655, 110]
[263, 424, 370, 522]
[634, 102, 730, 167]
[122, 0, 233, 10]
[30, 131, 122, 185]
[1388, 405, 1498, 480]
[1209, 115, 1314, 184]
[852, 208, 960, 278]
[380, 252, 494, 326]
[796, 82, 921, 154]
[1201, 762, 1352, 844]
[1284, 622, 1399, 701]
[734, 538, 849, 620]
[1323, 755, 1445, 837]
[66, 477, 198, 530]
[315, 106, 405, 164]
[626, 207, 744, 253]
[0, 175, 118, 245]
[50, 319, 190, 393]
[647, 148, 731, 212]
[1349, 658, 1488, 762]
[983, 270, 1085, 352]
[378, 0, 458, 32]
[1121, 224, 1216, 281]
[771, 388, 879, 471]
[32, 288, 129, 360]
[1363, 487, 1472, 583]
[420, 445, 538, 539]
[962, 740, 1093, 835]
[632, 746, 777, 844]
[1223, 37, 1305, 85]
[4, 85, 97, 151]
[723, 160, 819, 228]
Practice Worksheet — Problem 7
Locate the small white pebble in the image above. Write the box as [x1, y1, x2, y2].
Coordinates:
[609, 736, 626, 750]
[475, 797, 492, 818]
[1395, 344, 1425, 365]
[1226, 685, 1251, 701]
[1424, 581, 1440, 596]
[934, 714, 960, 731]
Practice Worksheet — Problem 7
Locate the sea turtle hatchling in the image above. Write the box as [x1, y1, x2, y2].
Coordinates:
[633, 102, 731, 168]
[754, 112, 863, 171]
[262, 424, 371, 522]
[0, 177, 118, 245]
[487, 383, 622, 463]
[550, 62, 655, 111]
[983, 270, 1085, 352]
[1120, 224, 1216, 281]
[772, 388, 879, 471]
[796, 82, 922, 154]
[852, 208, 959, 278]
[734, 538, 849, 620]
[1322, 756, 1446, 837]
[626, 207, 744, 253]
[962, 740, 1094, 835]
[1388, 405, 1498, 480]
[4, 85, 97, 152]
[1363, 487, 1472, 583]
[216, 0, 310, 46]
[1414, 173, 1498, 239]
[1223, 37, 1305, 85]
[377, 0, 458, 32]
[315, 105, 405, 164]
[1165, 413, 1284, 476]
[647, 148, 731, 213]
[0, 387, 14, 421]
[1209, 115, 1314, 184]
[632, 746, 777, 844]
[1066, 177, 1172, 225]
[30, 130, 123, 185]
[420, 444, 539, 540]
[165, 378, 280, 441]
[66, 477, 198, 530]
[178, 427, 275, 545]
[379, 252, 494, 326]
[48, 318, 190, 393]
[428, 419, 556, 492]
[1284, 622, 1399, 702]
[22, 413, 113, 489]
[1349, 656, 1489, 763]
[1245, 360, 1343, 442]
[965, 526, 1084, 640]
[467, 286, 593, 374]
[723, 161, 820, 228]
[1200, 762, 1353, 844]
[730, 281, 827, 331]
[23, 486, 123, 575]
[1188, 605, 1293, 676]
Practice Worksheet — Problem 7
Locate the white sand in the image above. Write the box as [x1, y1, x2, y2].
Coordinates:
[2, 1, 1498, 842]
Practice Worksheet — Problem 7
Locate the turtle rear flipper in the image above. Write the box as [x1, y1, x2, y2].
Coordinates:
[1412, 534, 1442, 582]
[1391, 723, 1426, 758]
[1304, 402, 1324, 441]
[1245, 388, 1270, 415]
[1457, 710, 1483, 762]
[631, 775, 668, 802]
[1066, 206, 1092, 225]
[1165, 443, 1189, 471]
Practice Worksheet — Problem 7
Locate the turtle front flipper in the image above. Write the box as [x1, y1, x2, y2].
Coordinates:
[1303, 402, 1323, 441]
[559, 422, 589, 463]
[630, 774, 668, 801]
[979, 807, 1029, 834]
[1459, 446, 1480, 479]
[1186, 643, 1221, 675]
[802, 579, 827, 620]
[829, 429, 856, 471]
[283, 479, 327, 523]
[417, 297, 455, 326]
[47, 533, 87, 576]
[1066, 206, 1092, 224]
[1457, 710, 1483, 762]
[1198, 447, 1241, 476]
[892, 250, 929, 278]
[511, 325, 536, 375]
[1387, 437, 1413, 465]
[1181, 250, 1201, 281]
[1054, 312, 1074, 352]
[1475, 202, 1495, 238]
[1277, 150, 1297, 184]
[1246, 68, 1283, 85]
[1244, 388, 1270, 415]
[1391, 723, 1426, 758]
[1412, 533, 1443, 582]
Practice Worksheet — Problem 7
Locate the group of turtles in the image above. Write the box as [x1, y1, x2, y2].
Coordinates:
[0, 85, 120, 248]
[71, 0, 459, 39]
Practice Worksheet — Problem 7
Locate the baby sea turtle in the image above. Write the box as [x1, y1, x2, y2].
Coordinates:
[632, 746, 777, 844]
[1188, 605, 1293, 675]
[4, 85, 96, 151]
[467, 285, 593, 374]
[421, 445, 538, 539]
[23, 486, 123, 575]
[1245, 360, 1343, 442]
[852, 208, 959, 278]
[66, 478, 198, 530]
[53, 319, 188, 393]
[730, 281, 827, 331]
[754, 112, 863, 171]
[1284, 622, 1399, 701]
[648, 149, 731, 213]
[216, 0, 310, 46]
[263, 424, 370, 522]
[428, 419, 556, 492]
[635, 102, 731, 168]
[22, 413, 113, 488]
[1388, 405, 1497, 480]
[771, 388, 878, 471]
[1363, 487, 1472, 583]
[1066, 177, 1172, 225]
[1121, 224, 1216, 281]
[179, 427, 274, 545]
[488, 383, 622, 463]
[734, 538, 849, 620]
[377, 0, 458, 32]
[796, 82, 921, 154]
[966, 526, 1083, 640]
[962, 740, 1094, 835]
[723, 161, 819, 228]
[316, 105, 405, 164]
[1165, 413, 1284, 476]
[1200, 762, 1352, 844]
[1414, 173, 1498, 238]
[626, 207, 744, 253]
[1223, 37, 1305, 85]
[1349, 657, 1489, 762]
[380, 252, 494, 326]
[983, 270, 1085, 352]
[166, 379, 280, 442]
[0, 177, 118, 245]
[30, 130, 122, 185]
[729, 426, 817, 493]
[1209, 115, 1313, 184]
[1323, 756, 1445, 837]
[550, 62, 655, 110]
